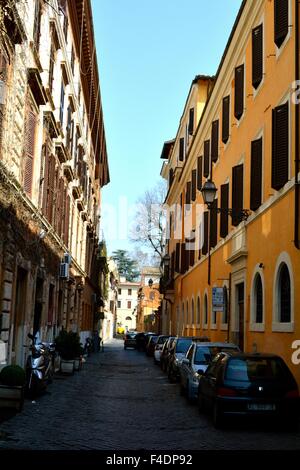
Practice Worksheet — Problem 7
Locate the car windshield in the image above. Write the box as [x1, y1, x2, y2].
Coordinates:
[225, 357, 291, 382]
[150, 336, 158, 343]
[194, 346, 238, 365]
[126, 333, 136, 338]
[158, 336, 168, 344]
[176, 339, 192, 354]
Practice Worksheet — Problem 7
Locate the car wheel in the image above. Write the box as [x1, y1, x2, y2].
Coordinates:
[213, 402, 224, 429]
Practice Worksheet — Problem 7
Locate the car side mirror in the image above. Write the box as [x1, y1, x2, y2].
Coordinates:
[197, 369, 204, 376]
[182, 358, 190, 365]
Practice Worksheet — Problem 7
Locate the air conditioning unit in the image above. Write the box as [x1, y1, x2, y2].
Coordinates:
[63, 252, 71, 264]
[59, 263, 69, 279]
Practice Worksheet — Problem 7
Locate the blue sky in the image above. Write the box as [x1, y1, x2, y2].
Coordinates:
[91, 0, 242, 255]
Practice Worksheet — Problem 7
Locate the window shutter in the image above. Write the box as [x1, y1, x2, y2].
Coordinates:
[42, 144, 49, 215]
[211, 120, 219, 163]
[186, 181, 191, 205]
[252, 24, 263, 89]
[203, 140, 210, 178]
[197, 156, 203, 190]
[274, 0, 289, 48]
[57, 178, 64, 237]
[191, 169, 197, 201]
[175, 242, 180, 273]
[202, 212, 209, 255]
[24, 108, 37, 196]
[179, 137, 184, 161]
[210, 199, 218, 248]
[232, 164, 244, 226]
[272, 102, 289, 190]
[188, 108, 194, 135]
[65, 194, 70, 247]
[47, 155, 56, 224]
[250, 137, 263, 210]
[180, 243, 186, 274]
[59, 82, 64, 124]
[234, 64, 244, 120]
[169, 168, 174, 189]
[220, 183, 229, 238]
[222, 95, 230, 143]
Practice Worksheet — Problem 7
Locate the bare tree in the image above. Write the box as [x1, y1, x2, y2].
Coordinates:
[130, 180, 167, 267]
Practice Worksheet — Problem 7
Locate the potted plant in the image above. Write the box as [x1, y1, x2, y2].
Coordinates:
[0, 365, 26, 412]
[55, 330, 81, 374]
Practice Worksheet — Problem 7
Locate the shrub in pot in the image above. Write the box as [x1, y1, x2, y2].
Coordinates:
[0, 365, 26, 412]
[55, 330, 82, 374]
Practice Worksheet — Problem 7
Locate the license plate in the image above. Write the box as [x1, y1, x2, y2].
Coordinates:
[247, 403, 276, 411]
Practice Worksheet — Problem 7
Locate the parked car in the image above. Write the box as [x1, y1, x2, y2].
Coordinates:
[124, 331, 137, 350]
[146, 335, 158, 356]
[153, 336, 170, 364]
[197, 351, 300, 429]
[136, 332, 156, 352]
[167, 337, 209, 382]
[180, 342, 240, 402]
[160, 336, 175, 372]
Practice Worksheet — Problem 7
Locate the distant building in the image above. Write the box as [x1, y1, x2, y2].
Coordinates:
[116, 277, 139, 331]
[102, 258, 119, 341]
[141, 266, 161, 287]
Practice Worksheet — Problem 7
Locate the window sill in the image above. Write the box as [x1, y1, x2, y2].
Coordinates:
[220, 323, 228, 331]
[272, 322, 294, 333]
[249, 323, 265, 332]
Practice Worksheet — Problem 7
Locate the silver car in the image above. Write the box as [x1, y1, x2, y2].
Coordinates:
[180, 342, 240, 402]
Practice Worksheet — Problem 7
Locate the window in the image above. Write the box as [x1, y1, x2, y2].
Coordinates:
[191, 299, 195, 325]
[71, 45, 75, 75]
[222, 95, 230, 143]
[175, 242, 180, 273]
[180, 243, 186, 274]
[118, 288, 121, 295]
[169, 168, 174, 189]
[252, 24, 263, 89]
[278, 264, 291, 323]
[33, 0, 42, 50]
[211, 120, 219, 163]
[274, 0, 289, 48]
[179, 137, 184, 161]
[191, 169, 197, 201]
[232, 164, 244, 226]
[63, 13, 68, 41]
[128, 289, 132, 296]
[196, 296, 200, 324]
[185, 181, 191, 205]
[204, 294, 208, 325]
[127, 301, 132, 309]
[272, 102, 289, 190]
[209, 199, 218, 248]
[250, 137, 263, 210]
[220, 183, 229, 238]
[253, 274, 263, 323]
[202, 212, 209, 256]
[48, 43, 55, 94]
[59, 82, 65, 124]
[234, 64, 244, 120]
[117, 301, 121, 308]
[24, 99, 37, 196]
[203, 140, 210, 178]
[188, 108, 194, 135]
[197, 156, 203, 190]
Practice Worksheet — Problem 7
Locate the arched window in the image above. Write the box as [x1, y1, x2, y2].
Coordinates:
[191, 299, 195, 325]
[197, 296, 200, 324]
[125, 316, 132, 321]
[204, 294, 208, 325]
[254, 274, 263, 323]
[278, 263, 291, 323]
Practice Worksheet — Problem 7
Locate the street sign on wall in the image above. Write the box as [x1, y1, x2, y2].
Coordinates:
[212, 287, 224, 312]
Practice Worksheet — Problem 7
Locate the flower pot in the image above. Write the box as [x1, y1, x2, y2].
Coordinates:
[60, 359, 74, 375]
[0, 384, 25, 412]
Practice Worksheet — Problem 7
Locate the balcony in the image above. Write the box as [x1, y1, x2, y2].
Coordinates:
[227, 224, 248, 266]
[63, 163, 74, 182]
[55, 141, 68, 164]
[28, 68, 47, 106]
[72, 180, 82, 199]
[44, 111, 60, 139]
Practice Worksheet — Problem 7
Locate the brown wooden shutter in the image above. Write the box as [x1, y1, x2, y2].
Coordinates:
[197, 156, 203, 190]
[272, 102, 289, 190]
[232, 164, 244, 226]
[250, 137, 263, 210]
[191, 169, 197, 201]
[210, 199, 218, 248]
[186, 181, 191, 205]
[42, 144, 49, 215]
[47, 155, 56, 224]
[175, 242, 180, 273]
[252, 24, 263, 89]
[169, 168, 174, 189]
[57, 178, 64, 237]
[222, 95, 230, 144]
[211, 120, 219, 163]
[189, 231, 195, 267]
[188, 107, 194, 135]
[179, 137, 184, 161]
[274, 0, 288, 48]
[180, 243, 186, 274]
[65, 194, 70, 247]
[24, 107, 37, 196]
[203, 140, 210, 178]
[202, 212, 209, 255]
[220, 183, 229, 238]
[234, 64, 244, 120]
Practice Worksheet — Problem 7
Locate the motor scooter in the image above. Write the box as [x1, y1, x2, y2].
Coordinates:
[25, 333, 54, 398]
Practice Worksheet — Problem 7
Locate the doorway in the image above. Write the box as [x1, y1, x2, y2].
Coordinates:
[12, 267, 27, 365]
[33, 278, 44, 340]
[236, 283, 244, 351]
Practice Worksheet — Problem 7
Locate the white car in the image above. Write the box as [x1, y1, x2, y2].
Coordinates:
[180, 342, 240, 402]
[153, 335, 170, 364]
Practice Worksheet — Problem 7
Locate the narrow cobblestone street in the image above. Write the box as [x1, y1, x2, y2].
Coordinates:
[0, 339, 300, 450]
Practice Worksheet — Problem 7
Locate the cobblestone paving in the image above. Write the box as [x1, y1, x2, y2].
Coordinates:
[0, 339, 300, 450]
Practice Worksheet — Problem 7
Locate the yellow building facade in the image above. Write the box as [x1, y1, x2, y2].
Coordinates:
[160, 0, 300, 384]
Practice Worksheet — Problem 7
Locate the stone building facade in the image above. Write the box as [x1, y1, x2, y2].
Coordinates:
[0, 0, 109, 367]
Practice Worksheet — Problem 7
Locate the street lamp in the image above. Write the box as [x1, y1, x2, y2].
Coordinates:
[201, 178, 251, 284]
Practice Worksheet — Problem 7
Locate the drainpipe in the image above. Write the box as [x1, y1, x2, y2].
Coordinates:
[295, 0, 300, 249]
